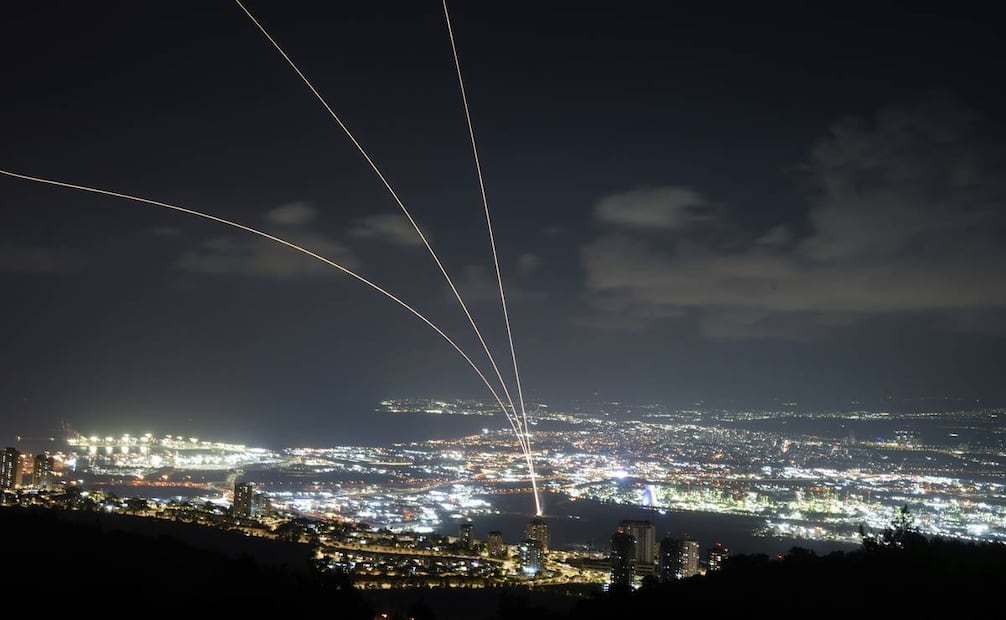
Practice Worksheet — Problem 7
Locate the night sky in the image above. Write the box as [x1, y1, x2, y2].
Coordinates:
[3, 2, 1005, 446]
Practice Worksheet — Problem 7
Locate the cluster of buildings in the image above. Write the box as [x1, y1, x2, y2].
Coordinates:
[455, 514, 731, 589]
[4, 447, 732, 590]
[452, 513, 731, 589]
[232, 481, 272, 518]
[609, 520, 728, 587]
[1, 447, 57, 493]
[4, 402, 1005, 590]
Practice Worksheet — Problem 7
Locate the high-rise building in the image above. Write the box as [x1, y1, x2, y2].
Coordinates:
[619, 520, 656, 565]
[32, 453, 54, 491]
[707, 542, 730, 572]
[658, 535, 701, 580]
[518, 538, 544, 576]
[677, 538, 701, 578]
[658, 535, 677, 582]
[459, 522, 474, 548]
[1, 447, 23, 490]
[253, 492, 272, 517]
[525, 517, 550, 554]
[487, 530, 505, 559]
[233, 481, 254, 517]
[610, 528, 637, 588]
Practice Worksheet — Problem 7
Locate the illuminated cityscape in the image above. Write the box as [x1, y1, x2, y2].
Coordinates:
[3, 400, 1005, 589]
[2, 1, 1006, 614]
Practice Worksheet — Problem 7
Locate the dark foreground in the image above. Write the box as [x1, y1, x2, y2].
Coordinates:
[4, 506, 1004, 617]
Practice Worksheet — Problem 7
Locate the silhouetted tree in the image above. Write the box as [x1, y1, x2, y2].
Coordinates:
[861, 504, 927, 551]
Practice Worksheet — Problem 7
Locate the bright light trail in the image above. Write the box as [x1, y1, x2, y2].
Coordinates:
[443, 0, 540, 516]
[0, 168, 531, 456]
[233, 1, 525, 445]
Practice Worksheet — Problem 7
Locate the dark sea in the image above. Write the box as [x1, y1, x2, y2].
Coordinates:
[307, 412, 522, 447]
[331, 409, 1001, 449]
[458, 491, 858, 557]
[718, 415, 999, 446]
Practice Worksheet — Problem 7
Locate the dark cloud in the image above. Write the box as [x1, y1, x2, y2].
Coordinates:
[175, 202, 356, 278]
[350, 213, 424, 247]
[798, 93, 996, 261]
[581, 94, 1006, 338]
[263, 202, 318, 227]
[455, 264, 545, 306]
[516, 253, 541, 274]
[0, 243, 84, 274]
[594, 186, 719, 230]
[176, 232, 357, 278]
[457, 264, 499, 303]
[150, 226, 183, 238]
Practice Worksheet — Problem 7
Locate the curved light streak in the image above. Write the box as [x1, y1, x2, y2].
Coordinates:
[0, 168, 531, 456]
[233, 0, 524, 441]
[442, 0, 540, 515]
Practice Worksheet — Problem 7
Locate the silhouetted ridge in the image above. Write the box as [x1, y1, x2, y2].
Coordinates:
[1, 507, 373, 615]
[570, 538, 1006, 617]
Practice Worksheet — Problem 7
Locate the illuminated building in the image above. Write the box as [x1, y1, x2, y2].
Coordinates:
[519, 538, 544, 576]
[610, 528, 636, 587]
[525, 517, 550, 554]
[675, 538, 701, 578]
[707, 542, 729, 571]
[253, 492, 272, 517]
[658, 535, 678, 581]
[1, 447, 23, 490]
[619, 520, 656, 565]
[487, 530, 505, 558]
[459, 522, 474, 548]
[658, 535, 700, 580]
[32, 453, 54, 491]
[233, 481, 254, 517]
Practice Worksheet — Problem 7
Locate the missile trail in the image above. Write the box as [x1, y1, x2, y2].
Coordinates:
[234, 0, 539, 505]
[233, 1, 525, 441]
[442, 1, 540, 515]
[0, 168, 531, 456]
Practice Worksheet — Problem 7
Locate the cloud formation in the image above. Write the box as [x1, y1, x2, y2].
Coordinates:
[177, 202, 356, 278]
[350, 213, 424, 247]
[177, 233, 357, 278]
[150, 226, 183, 238]
[0, 243, 84, 273]
[454, 263, 545, 306]
[581, 93, 1006, 338]
[264, 202, 318, 227]
[517, 253, 541, 274]
[595, 186, 719, 229]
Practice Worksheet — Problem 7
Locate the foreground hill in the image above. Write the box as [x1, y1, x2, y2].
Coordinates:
[0, 507, 373, 615]
[5, 505, 1004, 617]
[570, 537, 1006, 617]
